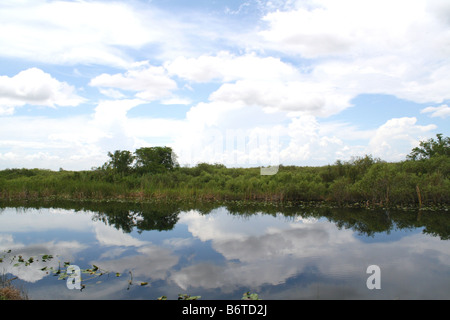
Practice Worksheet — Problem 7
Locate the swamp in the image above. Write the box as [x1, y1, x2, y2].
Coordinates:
[0, 199, 449, 300]
[0, 136, 449, 300]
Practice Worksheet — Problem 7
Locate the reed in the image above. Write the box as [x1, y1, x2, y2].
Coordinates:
[0, 154, 448, 207]
[416, 185, 422, 209]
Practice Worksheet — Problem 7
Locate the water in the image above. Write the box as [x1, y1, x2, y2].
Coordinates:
[0, 201, 449, 300]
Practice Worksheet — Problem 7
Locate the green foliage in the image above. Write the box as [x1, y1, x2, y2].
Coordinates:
[106, 150, 135, 174]
[102, 146, 177, 175]
[242, 291, 261, 300]
[178, 293, 201, 300]
[0, 138, 449, 207]
[407, 133, 450, 160]
[135, 146, 178, 174]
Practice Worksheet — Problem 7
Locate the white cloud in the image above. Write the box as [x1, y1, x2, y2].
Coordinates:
[0, 0, 226, 67]
[279, 114, 343, 163]
[260, 0, 432, 58]
[160, 97, 192, 105]
[165, 51, 299, 83]
[94, 222, 149, 247]
[0, 1, 159, 67]
[167, 51, 353, 117]
[0, 114, 107, 170]
[256, 0, 450, 105]
[91, 245, 179, 281]
[421, 104, 450, 118]
[90, 64, 177, 101]
[0, 0, 448, 170]
[98, 88, 126, 100]
[92, 99, 145, 127]
[211, 79, 352, 116]
[0, 68, 84, 114]
[0, 98, 188, 170]
[169, 209, 450, 298]
[368, 117, 437, 161]
[2, 240, 86, 283]
[0, 207, 93, 233]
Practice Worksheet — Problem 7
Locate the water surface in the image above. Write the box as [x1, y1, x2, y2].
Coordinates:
[0, 201, 449, 299]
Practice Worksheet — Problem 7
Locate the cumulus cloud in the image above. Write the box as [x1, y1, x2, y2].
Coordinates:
[259, 0, 439, 58]
[0, 97, 186, 170]
[91, 245, 179, 281]
[257, 0, 450, 105]
[421, 104, 450, 118]
[211, 79, 352, 116]
[0, 68, 84, 115]
[160, 0, 450, 166]
[165, 50, 355, 119]
[92, 99, 145, 127]
[90, 63, 177, 101]
[94, 222, 149, 247]
[0, 113, 108, 170]
[171, 209, 450, 298]
[368, 117, 437, 161]
[165, 51, 299, 83]
[0, 0, 448, 169]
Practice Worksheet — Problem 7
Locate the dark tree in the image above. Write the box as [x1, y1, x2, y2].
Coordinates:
[134, 146, 178, 174]
[105, 150, 135, 174]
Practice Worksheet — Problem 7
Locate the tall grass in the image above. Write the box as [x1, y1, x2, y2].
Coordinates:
[0, 155, 449, 207]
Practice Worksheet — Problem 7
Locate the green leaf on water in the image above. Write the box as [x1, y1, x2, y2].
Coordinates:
[242, 291, 261, 300]
[178, 293, 201, 300]
[58, 273, 68, 280]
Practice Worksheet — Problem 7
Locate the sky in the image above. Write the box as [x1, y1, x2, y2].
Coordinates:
[0, 0, 449, 170]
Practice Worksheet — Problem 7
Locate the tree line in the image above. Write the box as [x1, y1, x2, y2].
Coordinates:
[0, 134, 448, 207]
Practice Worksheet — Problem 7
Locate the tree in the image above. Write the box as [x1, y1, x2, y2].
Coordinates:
[407, 134, 450, 160]
[134, 146, 178, 174]
[106, 150, 134, 174]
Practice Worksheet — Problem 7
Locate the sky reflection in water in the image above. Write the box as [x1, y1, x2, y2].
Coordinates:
[0, 205, 449, 300]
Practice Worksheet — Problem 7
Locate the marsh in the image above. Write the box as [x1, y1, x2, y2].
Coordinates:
[0, 200, 448, 300]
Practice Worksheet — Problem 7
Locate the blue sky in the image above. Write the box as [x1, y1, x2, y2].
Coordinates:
[0, 0, 449, 170]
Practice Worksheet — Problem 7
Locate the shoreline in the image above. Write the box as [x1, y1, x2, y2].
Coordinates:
[1, 154, 449, 211]
[0, 193, 448, 212]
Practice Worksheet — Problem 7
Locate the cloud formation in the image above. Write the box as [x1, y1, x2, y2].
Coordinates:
[90, 63, 178, 101]
[0, 0, 448, 169]
[421, 104, 450, 118]
[0, 0, 158, 67]
[0, 68, 84, 115]
[258, 0, 450, 104]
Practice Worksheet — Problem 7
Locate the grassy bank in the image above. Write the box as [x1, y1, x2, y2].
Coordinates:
[0, 154, 448, 208]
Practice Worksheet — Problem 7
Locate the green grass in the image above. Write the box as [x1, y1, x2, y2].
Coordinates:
[0, 155, 449, 208]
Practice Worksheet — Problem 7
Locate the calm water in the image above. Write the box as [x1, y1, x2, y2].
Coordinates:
[0, 201, 449, 300]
